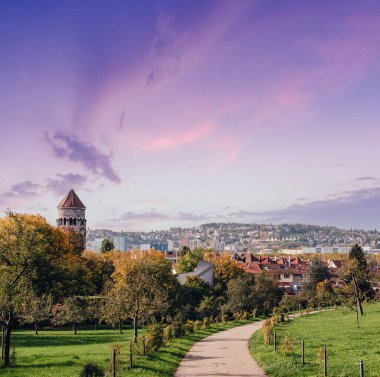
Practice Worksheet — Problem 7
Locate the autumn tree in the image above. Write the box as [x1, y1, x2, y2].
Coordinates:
[214, 252, 243, 293]
[112, 250, 180, 341]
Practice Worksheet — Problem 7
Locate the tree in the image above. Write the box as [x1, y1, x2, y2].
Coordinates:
[20, 292, 53, 334]
[177, 247, 203, 273]
[99, 286, 129, 333]
[345, 244, 371, 315]
[315, 281, 335, 307]
[224, 273, 255, 314]
[304, 259, 330, 294]
[214, 253, 243, 293]
[112, 250, 180, 341]
[53, 296, 88, 335]
[0, 211, 80, 367]
[101, 239, 114, 253]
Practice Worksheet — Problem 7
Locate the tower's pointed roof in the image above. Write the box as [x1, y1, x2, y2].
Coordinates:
[57, 189, 86, 209]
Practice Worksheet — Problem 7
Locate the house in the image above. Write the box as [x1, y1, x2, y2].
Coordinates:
[177, 260, 214, 287]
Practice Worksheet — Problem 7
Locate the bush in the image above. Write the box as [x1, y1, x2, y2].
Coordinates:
[262, 319, 273, 345]
[251, 308, 258, 318]
[233, 312, 241, 321]
[79, 363, 104, 377]
[202, 317, 211, 329]
[184, 320, 195, 333]
[163, 324, 173, 342]
[222, 314, 229, 325]
[241, 311, 249, 320]
[194, 320, 202, 331]
[145, 324, 163, 353]
[270, 315, 279, 326]
[171, 322, 184, 338]
[280, 335, 294, 356]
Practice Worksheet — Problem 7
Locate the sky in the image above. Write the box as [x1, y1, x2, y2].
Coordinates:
[1, 0, 380, 231]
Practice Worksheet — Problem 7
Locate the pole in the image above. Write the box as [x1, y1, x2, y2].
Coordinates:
[1, 325, 4, 360]
[112, 348, 116, 377]
[323, 346, 327, 377]
[301, 339, 305, 365]
[143, 336, 146, 357]
[129, 341, 133, 369]
[359, 360, 364, 377]
[273, 331, 276, 351]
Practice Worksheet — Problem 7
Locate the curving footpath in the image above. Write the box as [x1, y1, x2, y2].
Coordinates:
[175, 321, 267, 377]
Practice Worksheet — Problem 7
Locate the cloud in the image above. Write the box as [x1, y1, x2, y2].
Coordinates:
[177, 212, 209, 222]
[355, 176, 378, 182]
[122, 211, 170, 222]
[45, 173, 87, 195]
[0, 181, 40, 206]
[146, 11, 187, 86]
[257, 187, 380, 229]
[45, 132, 121, 183]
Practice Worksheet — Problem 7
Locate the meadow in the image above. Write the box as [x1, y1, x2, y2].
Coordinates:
[0, 320, 252, 377]
[249, 303, 380, 377]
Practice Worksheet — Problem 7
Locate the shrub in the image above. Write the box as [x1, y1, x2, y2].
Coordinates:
[233, 312, 241, 321]
[202, 317, 211, 329]
[145, 324, 163, 353]
[262, 319, 273, 345]
[79, 363, 104, 377]
[270, 315, 279, 326]
[241, 311, 249, 320]
[251, 308, 258, 318]
[171, 322, 184, 338]
[163, 324, 173, 342]
[194, 320, 202, 331]
[280, 335, 294, 356]
[184, 320, 195, 333]
[222, 314, 229, 325]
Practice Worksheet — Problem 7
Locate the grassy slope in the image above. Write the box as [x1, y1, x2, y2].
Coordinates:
[249, 303, 380, 377]
[0, 321, 252, 377]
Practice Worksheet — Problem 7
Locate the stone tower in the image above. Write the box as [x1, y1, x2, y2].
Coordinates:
[56, 189, 87, 244]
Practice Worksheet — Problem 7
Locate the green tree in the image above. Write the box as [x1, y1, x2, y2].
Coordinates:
[53, 296, 88, 335]
[304, 259, 330, 294]
[20, 292, 53, 334]
[345, 244, 371, 315]
[177, 247, 203, 273]
[101, 239, 114, 253]
[224, 273, 255, 314]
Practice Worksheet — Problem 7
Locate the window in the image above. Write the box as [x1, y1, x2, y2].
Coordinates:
[284, 274, 290, 278]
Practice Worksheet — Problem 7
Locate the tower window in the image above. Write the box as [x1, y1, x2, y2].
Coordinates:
[74, 219, 77, 225]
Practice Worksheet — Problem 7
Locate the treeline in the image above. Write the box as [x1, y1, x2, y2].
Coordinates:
[0, 212, 377, 370]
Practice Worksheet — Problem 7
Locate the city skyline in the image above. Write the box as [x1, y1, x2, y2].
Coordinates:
[1, 1, 380, 231]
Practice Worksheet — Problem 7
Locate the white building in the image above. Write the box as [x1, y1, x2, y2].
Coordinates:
[114, 236, 128, 251]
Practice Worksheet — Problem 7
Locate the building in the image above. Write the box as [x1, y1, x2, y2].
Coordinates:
[56, 189, 87, 248]
[114, 236, 128, 251]
[177, 260, 214, 286]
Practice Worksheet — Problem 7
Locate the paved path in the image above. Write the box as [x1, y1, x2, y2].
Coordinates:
[175, 321, 267, 377]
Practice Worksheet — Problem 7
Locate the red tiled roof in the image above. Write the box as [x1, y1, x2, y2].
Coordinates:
[57, 189, 86, 209]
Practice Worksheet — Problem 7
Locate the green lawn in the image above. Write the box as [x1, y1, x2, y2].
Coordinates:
[0, 321, 252, 377]
[249, 303, 380, 377]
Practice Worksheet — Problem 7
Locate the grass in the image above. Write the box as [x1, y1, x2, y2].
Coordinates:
[0, 320, 252, 377]
[249, 303, 380, 377]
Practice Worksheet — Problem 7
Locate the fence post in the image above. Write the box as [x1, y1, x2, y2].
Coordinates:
[112, 348, 116, 377]
[129, 341, 133, 369]
[323, 346, 327, 377]
[143, 336, 146, 357]
[301, 339, 305, 365]
[359, 360, 364, 377]
[273, 331, 276, 351]
[1, 325, 4, 360]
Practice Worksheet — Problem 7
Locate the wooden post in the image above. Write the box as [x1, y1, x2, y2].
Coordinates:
[1, 325, 4, 360]
[273, 331, 276, 351]
[143, 336, 146, 357]
[323, 346, 327, 377]
[129, 341, 133, 369]
[112, 348, 116, 377]
[359, 360, 364, 377]
[301, 339, 305, 365]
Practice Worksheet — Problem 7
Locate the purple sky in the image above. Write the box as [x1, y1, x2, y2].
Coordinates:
[1, 0, 380, 231]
